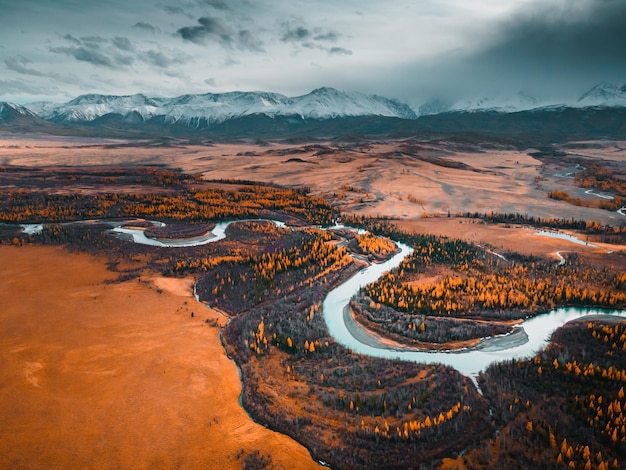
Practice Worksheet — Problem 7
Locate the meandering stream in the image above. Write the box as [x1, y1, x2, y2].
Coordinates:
[111, 219, 286, 247]
[321, 240, 626, 379]
[27, 218, 625, 380]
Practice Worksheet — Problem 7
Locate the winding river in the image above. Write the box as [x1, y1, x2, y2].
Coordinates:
[33, 218, 625, 380]
[321, 240, 626, 378]
[111, 220, 286, 247]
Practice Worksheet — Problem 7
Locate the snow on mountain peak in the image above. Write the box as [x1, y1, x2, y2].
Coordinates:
[576, 82, 626, 107]
[0, 102, 39, 120]
[32, 87, 416, 125]
[416, 91, 543, 116]
[17, 82, 626, 128]
[452, 91, 542, 113]
[416, 82, 626, 115]
[46, 93, 162, 122]
[286, 87, 416, 120]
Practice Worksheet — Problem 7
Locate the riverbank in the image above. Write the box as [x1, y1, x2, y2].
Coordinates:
[319, 231, 626, 378]
[350, 302, 538, 353]
[343, 305, 487, 351]
[0, 245, 320, 469]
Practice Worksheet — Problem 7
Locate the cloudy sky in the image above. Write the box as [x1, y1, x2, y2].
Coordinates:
[1, 0, 625, 106]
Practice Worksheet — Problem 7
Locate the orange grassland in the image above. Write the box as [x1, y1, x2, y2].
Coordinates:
[0, 245, 320, 470]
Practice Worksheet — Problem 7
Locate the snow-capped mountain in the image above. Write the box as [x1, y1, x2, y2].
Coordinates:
[42, 93, 163, 122]
[0, 102, 41, 122]
[31, 87, 417, 125]
[450, 91, 542, 113]
[0, 101, 58, 132]
[4, 82, 625, 140]
[19, 82, 626, 128]
[26, 100, 71, 117]
[418, 91, 543, 116]
[416, 82, 626, 115]
[282, 87, 415, 120]
[576, 82, 626, 108]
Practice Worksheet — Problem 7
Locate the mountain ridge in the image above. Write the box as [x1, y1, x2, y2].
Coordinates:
[18, 81, 626, 124]
[418, 82, 626, 115]
[29, 87, 417, 126]
[3, 83, 626, 141]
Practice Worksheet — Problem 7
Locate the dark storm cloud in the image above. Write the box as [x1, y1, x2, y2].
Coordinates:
[133, 22, 158, 33]
[329, 47, 352, 56]
[198, 0, 230, 11]
[177, 16, 232, 44]
[281, 25, 311, 43]
[49, 32, 194, 73]
[50, 45, 116, 67]
[280, 20, 347, 55]
[478, 0, 626, 78]
[50, 36, 138, 69]
[61, 34, 81, 46]
[143, 49, 186, 68]
[4, 57, 45, 76]
[402, 0, 626, 103]
[314, 32, 338, 42]
[176, 16, 264, 52]
[237, 30, 265, 53]
[112, 37, 134, 52]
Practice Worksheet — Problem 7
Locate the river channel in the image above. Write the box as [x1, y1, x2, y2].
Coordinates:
[54, 219, 626, 380]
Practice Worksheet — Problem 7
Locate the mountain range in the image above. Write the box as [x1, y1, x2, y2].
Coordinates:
[2, 83, 626, 141]
[25, 87, 417, 125]
[417, 82, 626, 115]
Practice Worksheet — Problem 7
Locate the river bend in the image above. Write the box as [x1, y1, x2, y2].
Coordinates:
[45, 218, 626, 379]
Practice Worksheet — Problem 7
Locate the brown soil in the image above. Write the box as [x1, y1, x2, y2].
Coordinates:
[0, 245, 319, 469]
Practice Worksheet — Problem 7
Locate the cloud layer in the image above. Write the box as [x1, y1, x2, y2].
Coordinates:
[390, 0, 626, 104]
[0, 0, 624, 106]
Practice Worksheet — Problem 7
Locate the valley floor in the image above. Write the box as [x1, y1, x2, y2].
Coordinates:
[1, 134, 624, 226]
[1, 134, 625, 468]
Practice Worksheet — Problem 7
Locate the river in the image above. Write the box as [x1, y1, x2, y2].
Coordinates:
[30, 218, 625, 380]
[111, 219, 285, 247]
[322, 234, 626, 380]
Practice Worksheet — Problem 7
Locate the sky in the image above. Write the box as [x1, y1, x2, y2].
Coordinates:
[1, 0, 625, 106]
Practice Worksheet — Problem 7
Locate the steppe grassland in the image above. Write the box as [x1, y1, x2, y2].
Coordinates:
[1, 136, 621, 225]
[0, 245, 320, 469]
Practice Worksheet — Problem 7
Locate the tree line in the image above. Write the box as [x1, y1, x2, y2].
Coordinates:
[0, 184, 336, 225]
[466, 320, 626, 469]
[358, 233, 625, 344]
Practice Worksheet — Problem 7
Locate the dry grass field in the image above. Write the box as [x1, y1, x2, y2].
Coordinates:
[0, 245, 320, 469]
[1, 134, 624, 225]
[393, 217, 625, 267]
